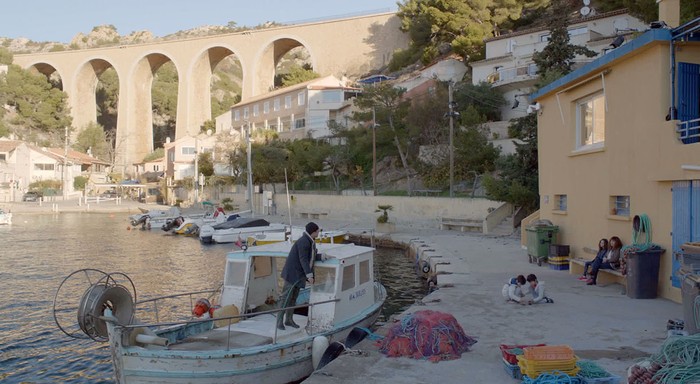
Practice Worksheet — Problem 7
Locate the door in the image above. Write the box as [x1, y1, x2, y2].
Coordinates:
[672, 180, 700, 287]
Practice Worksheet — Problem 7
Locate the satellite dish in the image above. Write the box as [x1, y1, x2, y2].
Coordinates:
[580, 6, 591, 16]
[583, 0, 590, 5]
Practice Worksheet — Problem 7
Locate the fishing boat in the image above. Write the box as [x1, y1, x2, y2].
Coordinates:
[198, 217, 286, 244]
[54, 242, 386, 384]
[248, 227, 348, 246]
[128, 207, 183, 230]
[0, 208, 11, 225]
[163, 207, 244, 236]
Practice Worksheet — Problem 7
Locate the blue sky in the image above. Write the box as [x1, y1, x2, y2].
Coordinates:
[1, 0, 400, 43]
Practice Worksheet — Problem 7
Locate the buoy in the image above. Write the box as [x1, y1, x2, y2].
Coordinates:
[312, 336, 330, 370]
[316, 341, 344, 370]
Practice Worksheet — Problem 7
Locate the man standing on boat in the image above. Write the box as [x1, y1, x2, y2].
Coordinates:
[277, 222, 324, 330]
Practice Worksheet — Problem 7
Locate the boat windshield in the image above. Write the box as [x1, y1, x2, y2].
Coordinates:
[313, 265, 336, 294]
[224, 261, 247, 286]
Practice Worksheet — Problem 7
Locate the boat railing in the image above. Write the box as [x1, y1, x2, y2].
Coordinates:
[135, 287, 222, 324]
[116, 297, 339, 348]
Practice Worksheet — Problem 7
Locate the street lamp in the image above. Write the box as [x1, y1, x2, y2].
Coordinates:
[372, 108, 378, 196]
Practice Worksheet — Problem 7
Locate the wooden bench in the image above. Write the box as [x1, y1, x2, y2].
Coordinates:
[570, 247, 625, 286]
[298, 211, 328, 220]
[440, 217, 483, 232]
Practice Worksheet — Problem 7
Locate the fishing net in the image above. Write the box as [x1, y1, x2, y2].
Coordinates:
[377, 310, 477, 362]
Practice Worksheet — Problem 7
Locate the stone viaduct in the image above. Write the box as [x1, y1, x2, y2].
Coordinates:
[12, 12, 407, 171]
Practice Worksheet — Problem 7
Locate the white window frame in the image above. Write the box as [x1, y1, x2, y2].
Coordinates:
[298, 92, 305, 106]
[234, 110, 240, 121]
[575, 92, 606, 150]
[284, 96, 292, 109]
[263, 102, 269, 114]
[274, 98, 281, 111]
[243, 107, 249, 119]
[253, 104, 259, 117]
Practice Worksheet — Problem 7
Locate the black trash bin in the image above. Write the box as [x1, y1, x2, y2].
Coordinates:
[626, 248, 664, 299]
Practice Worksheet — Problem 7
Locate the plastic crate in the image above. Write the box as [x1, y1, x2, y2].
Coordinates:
[523, 345, 575, 361]
[578, 374, 621, 384]
[549, 244, 570, 256]
[502, 359, 523, 380]
[500, 344, 546, 365]
[518, 356, 580, 378]
[549, 262, 570, 270]
[547, 256, 570, 263]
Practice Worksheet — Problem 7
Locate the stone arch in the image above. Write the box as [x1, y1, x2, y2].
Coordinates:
[123, 51, 180, 168]
[184, 45, 243, 137]
[26, 62, 64, 91]
[72, 58, 118, 133]
[253, 36, 316, 95]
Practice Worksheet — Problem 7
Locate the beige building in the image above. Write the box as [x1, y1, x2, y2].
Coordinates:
[531, 17, 700, 302]
[471, 9, 646, 121]
[229, 75, 360, 140]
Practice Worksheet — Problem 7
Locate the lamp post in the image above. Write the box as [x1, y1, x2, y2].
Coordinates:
[193, 135, 199, 203]
[245, 121, 254, 216]
[448, 82, 455, 198]
[63, 126, 69, 199]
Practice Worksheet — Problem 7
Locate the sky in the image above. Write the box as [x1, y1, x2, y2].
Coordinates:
[1, 0, 400, 43]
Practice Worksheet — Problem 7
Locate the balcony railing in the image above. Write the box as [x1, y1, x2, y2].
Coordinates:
[676, 118, 700, 144]
[487, 64, 538, 84]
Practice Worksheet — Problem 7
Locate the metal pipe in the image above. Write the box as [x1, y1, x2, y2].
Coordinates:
[448, 81, 454, 198]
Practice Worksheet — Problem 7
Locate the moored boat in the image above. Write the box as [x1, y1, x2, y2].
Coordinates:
[248, 227, 348, 246]
[54, 242, 386, 384]
[0, 208, 11, 225]
[199, 217, 286, 244]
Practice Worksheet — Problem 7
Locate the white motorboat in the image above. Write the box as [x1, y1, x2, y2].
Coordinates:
[163, 207, 245, 236]
[199, 217, 286, 244]
[0, 208, 11, 225]
[128, 207, 183, 230]
[248, 227, 349, 246]
[54, 242, 386, 384]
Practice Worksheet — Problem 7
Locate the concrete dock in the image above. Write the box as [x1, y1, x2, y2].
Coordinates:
[3, 199, 683, 383]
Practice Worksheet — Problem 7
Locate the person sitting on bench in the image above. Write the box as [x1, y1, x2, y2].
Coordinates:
[578, 238, 608, 281]
[587, 236, 622, 286]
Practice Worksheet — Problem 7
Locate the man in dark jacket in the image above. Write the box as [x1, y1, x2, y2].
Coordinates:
[277, 222, 325, 330]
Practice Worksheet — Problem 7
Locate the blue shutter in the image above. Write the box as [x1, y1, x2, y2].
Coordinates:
[677, 62, 700, 144]
[672, 180, 700, 287]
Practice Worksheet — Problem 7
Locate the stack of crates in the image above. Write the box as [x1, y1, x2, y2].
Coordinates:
[499, 344, 545, 380]
[548, 244, 571, 270]
[517, 345, 579, 378]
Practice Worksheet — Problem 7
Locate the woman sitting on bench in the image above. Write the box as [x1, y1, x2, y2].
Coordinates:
[578, 238, 608, 281]
[587, 236, 622, 286]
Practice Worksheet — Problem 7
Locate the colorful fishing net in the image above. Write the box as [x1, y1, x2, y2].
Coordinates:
[377, 310, 477, 362]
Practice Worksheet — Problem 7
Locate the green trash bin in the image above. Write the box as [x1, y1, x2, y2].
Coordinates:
[526, 224, 559, 266]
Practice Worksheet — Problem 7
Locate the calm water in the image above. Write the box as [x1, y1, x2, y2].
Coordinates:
[0, 213, 427, 383]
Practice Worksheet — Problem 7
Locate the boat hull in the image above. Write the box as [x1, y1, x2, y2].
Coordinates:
[108, 303, 383, 384]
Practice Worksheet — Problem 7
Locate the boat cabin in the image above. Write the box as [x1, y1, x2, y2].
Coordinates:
[219, 242, 376, 328]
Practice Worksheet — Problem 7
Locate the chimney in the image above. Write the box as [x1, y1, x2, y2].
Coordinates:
[657, 0, 680, 28]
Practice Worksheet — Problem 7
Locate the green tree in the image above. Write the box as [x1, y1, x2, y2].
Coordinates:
[96, 68, 119, 138]
[395, 0, 549, 65]
[152, 62, 178, 148]
[483, 114, 539, 211]
[198, 152, 214, 177]
[353, 82, 412, 194]
[0, 47, 13, 64]
[532, 0, 596, 80]
[277, 64, 320, 87]
[453, 81, 506, 122]
[74, 122, 111, 160]
[143, 148, 165, 162]
[0, 64, 72, 142]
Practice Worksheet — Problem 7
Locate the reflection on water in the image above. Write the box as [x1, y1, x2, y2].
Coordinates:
[0, 214, 427, 383]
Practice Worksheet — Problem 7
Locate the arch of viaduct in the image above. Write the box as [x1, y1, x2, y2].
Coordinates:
[12, 12, 406, 170]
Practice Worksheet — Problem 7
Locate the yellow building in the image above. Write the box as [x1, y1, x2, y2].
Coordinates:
[530, 20, 700, 302]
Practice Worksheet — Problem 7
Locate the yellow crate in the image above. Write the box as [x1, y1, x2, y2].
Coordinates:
[523, 345, 575, 360]
[547, 256, 570, 263]
[518, 356, 580, 378]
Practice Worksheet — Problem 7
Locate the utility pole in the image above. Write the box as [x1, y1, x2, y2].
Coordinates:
[372, 107, 377, 197]
[246, 122, 254, 217]
[448, 82, 455, 198]
[63, 126, 68, 199]
[193, 134, 199, 203]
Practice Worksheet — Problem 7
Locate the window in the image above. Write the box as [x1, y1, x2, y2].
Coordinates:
[243, 107, 249, 119]
[540, 34, 550, 42]
[284, 96, 292, 109]
[568, 26, 588, 37]
[295, 118, 306, 129]
[359, 260, 370, 284]
[0, 153, 6, 161]
[234, 110, 240, 121]
[342, 265, 355, 291]
[576, 93, 605, 149]
[263, 102, 269, 114]
[253, 104, 259, 117]
[298, 92, 305, 106]
[610, 195, 630, 216]
[224, 261, 246, 286]
[554, 194, 567, 211]
[274, 98, 281, 111]
[313, 266, 336, 293]
[182, 146, 195, 155]
[34, 163, 55, 171]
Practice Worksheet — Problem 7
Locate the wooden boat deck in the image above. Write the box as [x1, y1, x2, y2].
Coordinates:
[167, 314, 309, 351]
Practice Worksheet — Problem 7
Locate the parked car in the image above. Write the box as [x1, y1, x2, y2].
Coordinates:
[22, 191, 43, 202]
[101, 190, 119, 198]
